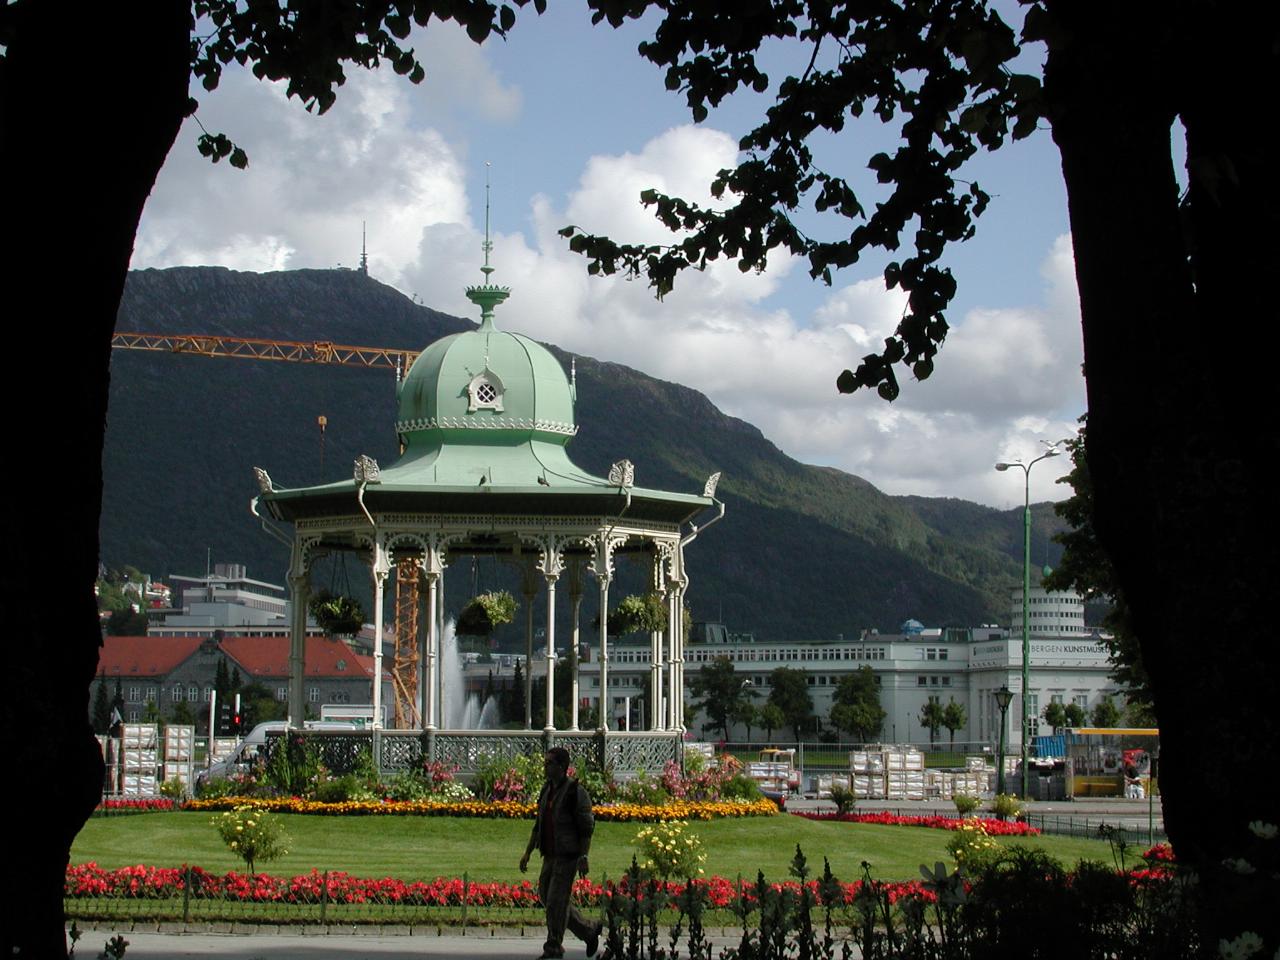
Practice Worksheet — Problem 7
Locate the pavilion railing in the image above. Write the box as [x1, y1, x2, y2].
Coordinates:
[261, 729, 682, 779]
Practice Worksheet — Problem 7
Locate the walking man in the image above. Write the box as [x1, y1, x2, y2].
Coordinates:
[519, 747, 602, 959]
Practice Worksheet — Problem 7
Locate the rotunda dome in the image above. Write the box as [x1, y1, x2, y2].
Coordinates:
[395, 266, 576, 454]
[396, 323, 576, 448]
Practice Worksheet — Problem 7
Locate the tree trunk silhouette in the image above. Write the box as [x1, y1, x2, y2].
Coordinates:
[0, 3, 188, 955]
[1046, 2, 1279, 947]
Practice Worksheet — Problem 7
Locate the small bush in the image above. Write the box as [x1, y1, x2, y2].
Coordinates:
[953, 793, 981, 817]
[211, 804, 290, 873]
[633, 821, 706, 880]
[991, 792, 1024, 821]
[158, 778, 186, 800]
[946, 819, 1004, 874]
[829, 784, 857, 814]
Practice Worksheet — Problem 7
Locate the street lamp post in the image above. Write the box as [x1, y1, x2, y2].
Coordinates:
[995, 443, 1062, 799]
[994, 685, 1013, 796]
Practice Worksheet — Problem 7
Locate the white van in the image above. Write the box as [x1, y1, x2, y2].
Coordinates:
[195, 720, 360, 788]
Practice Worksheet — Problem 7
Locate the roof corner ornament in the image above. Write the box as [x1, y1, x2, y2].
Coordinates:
[703, 471, 722, 499]
[353, 455, 381, 484]
[608, 459, 635, 489]
[253, 467, 274, 494]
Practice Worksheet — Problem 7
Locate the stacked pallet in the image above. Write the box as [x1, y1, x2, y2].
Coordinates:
[162, 725, 195, 788]
[747, 761, 793, 795]
[850, 745, 926, 800]
[121, 723, 159, 796]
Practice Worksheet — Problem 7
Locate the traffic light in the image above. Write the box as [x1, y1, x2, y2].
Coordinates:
[215, 701, 233, 736]
[232, 693, 242, 736]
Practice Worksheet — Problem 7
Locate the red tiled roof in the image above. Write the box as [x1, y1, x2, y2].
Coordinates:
[220, 635, 375, 679]
[98, 636, 204, 677]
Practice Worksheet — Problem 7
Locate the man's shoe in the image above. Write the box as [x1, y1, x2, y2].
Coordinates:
[585, 922, 602, 958]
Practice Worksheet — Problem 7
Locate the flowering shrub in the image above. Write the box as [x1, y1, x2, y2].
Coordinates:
[946, 820, 1002, 873]
[792, 810, 1038, 835]
[633, 821, 707, 879]
[211, 804, 290, 873]
[658, 753, 760, 803]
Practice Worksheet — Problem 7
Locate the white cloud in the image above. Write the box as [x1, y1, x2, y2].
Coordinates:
[130, 26, 517, 288]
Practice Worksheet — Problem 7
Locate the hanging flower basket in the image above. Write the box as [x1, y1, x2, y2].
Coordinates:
[308, 590, 365, 636]
[604, 593, 668, 635]
[457, 591, 517, 636]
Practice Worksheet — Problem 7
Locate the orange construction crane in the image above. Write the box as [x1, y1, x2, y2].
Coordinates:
[112, 331, 425, 728]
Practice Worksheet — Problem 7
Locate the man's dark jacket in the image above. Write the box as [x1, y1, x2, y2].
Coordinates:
[529, 778, 594, 858]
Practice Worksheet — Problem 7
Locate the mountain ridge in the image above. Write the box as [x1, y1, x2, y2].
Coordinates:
[105, 266, 1064, 640]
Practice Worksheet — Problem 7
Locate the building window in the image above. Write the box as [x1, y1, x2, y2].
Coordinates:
[941, 676, 951, 686]
[128, 686, 140, 702]
[204, 686, 213, 702]
[938, 649, 948, 660]
[146, 686, 157, 702]
[308, 687, 320, 703]
[171, 684, 182, 702]
[188, 685, 198, 702]
[918, 676, 928, 686]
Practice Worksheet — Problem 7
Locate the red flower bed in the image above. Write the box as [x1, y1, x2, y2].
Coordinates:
[791, 811, 1039, 836]
[96, 798, 177, 812]
[65, 863, 930, 907]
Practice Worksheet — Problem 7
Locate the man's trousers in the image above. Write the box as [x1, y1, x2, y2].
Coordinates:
[537, 854, 594, 955]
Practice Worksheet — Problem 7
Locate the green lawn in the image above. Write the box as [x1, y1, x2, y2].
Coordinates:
[73, 812, 1119, 884]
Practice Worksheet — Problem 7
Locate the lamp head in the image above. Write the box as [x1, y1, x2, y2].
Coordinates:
[994, 685, 1014, 710]
[994, 462, 1012, 472]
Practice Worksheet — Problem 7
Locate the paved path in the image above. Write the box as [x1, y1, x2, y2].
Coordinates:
[71, 927, 551, 959]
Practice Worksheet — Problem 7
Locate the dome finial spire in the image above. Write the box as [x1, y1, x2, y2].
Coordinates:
[467, 161, 509, 329]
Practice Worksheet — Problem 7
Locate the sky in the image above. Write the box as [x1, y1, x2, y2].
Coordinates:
[131, 6, 1086, 509]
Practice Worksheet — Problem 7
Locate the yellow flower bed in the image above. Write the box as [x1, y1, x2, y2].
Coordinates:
[184, 796, 777, 820]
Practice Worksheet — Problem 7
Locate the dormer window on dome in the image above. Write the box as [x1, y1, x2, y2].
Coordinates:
[467, 370, 505, 413]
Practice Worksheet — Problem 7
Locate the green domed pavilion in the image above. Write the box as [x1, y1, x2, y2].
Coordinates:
[252, 253, 722, 770]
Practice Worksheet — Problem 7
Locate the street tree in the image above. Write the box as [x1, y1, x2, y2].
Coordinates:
[941, 699, 967, 747]
[1091, 696, 1121, 729]
[689, 656, 753, 742]
[729, 699, 759, 742]
[1064, 703, 1087, 728]
[767, 667, 815, 740]
[1043, 701, 1068, 733]
[828, 667, 885, 743]
[759, 703, 785, 742]
[919, 700, 945, 746]
[91, 683, 111, 735]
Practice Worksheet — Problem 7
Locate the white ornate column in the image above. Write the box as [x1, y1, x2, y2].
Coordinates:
[370, 533, 390, 729]
[522, 562, 537, 730]
[286, 538, 314, 729]
[650, 547, 666, 731]
[539, 539, 565, 732]
[588, 532, 626, 732]
[568, 560, 583, 731]
[422, 563, 440, 731]
[672, 544, 689, 731]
